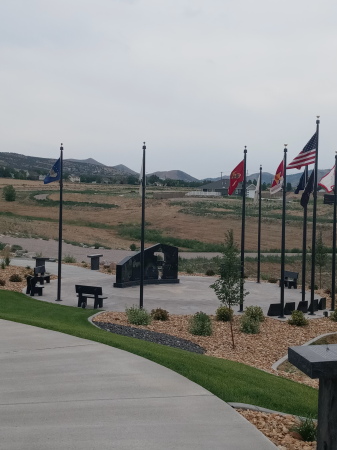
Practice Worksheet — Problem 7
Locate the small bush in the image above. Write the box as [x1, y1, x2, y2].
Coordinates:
[215, 306, 233, 322]
[244, 306, 264, 322]
[151, 308, 169, 321]
[0, 261, 5, 270]
[205, 268, 215, 276]
[94, 242, 101, 249]
[25, 265, 31, 270]
[11, 244, 22, 252]
[268, 277, 278, 283]
[290, 416, 317, 442]
[126, 305, 152, 325]
[9, 274, 22, 282]
[288, 310, 308, 326]
[188, 311, 212, 336]
[186, 267, 194, 274]
[129, 243, 137, 251]
[63, 255, 76, 263]
[330, 310, 337, 322]
[3, 185, 16, 202]
[0, 279, 6, 286]
[240, 315, 260, 334]
[308, 284, 318, 290]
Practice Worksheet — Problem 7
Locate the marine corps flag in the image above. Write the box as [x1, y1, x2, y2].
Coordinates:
[228, 160, 244, 195]
[270, 160, 284, 194]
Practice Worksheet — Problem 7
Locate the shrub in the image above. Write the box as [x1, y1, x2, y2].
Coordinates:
[288, 310, 308, 326]
[126, 305, 152, 325]
[215, 306, 233, 322]
[244, 306, 264, 322]
[290, 416, 317, 442]
[330, 310, 337, 322]
[129, 243, 137, 251]
[205, 268, 215, 276]
[0, 279, 5, 286]
[240, 315, 260, 334]
[188, 311, 212, 336]
[186, 267, 194, 274]
[268, 277, 278, 283]
[151, 308, 169, 321]
[3, 185, 16, 202]
[11, 244, 22, 252]
[63, 255, 76, 263]
[0, 261, 5, 270]
[9, 274, 22, 282]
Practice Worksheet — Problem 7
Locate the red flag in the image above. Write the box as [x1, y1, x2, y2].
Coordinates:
[228, 160, 244, 196]
[270, 160, 284, 194]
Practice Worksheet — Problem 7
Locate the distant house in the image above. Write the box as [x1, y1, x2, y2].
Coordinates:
[38, 175, 45, 181]
[69, 175, 80, 183]
[246, 184, 257, 199]
[200, 179, 243, 196]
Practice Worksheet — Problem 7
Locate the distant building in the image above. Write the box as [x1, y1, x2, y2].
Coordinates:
[200, 179, 243, 196]
[69, 175, 80, 183]
[246, 184, 257, 199]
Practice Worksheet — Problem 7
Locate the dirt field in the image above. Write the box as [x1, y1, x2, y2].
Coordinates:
[0, 179, 333, 252]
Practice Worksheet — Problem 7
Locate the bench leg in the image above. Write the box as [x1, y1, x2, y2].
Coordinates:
[81, 301, 87, 309]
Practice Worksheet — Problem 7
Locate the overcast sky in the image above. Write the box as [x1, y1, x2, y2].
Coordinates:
[1, 0, 336, 179]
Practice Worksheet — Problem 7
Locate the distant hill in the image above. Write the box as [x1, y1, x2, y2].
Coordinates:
[112, 164, 137, 175]
[151, 170, 198, 182]
[66, 158, 106, 166]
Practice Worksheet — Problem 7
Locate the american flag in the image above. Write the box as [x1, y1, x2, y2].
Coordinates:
[286, 133, 317, 170]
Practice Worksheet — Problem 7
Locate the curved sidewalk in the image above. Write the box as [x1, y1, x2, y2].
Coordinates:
[0, 320, 276, 449]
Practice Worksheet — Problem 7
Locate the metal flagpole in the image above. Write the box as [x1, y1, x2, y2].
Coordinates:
[257, 165, 262, 283]
[239, 146, 247, 312]
[279, 145, 287, 318]
[331, 152, 337, 311]
[139, 142, 146, 309]
[309, 117, 320, 315]
[56, 143, 63, 301]
[301, 166, 308, 303]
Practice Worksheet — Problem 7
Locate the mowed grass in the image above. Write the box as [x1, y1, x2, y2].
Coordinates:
[0, 291, 318, 417]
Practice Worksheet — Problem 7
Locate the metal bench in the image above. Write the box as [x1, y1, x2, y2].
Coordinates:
[34, 265, 51, 285]
[26, 275, 44, 297]
[75, 285, 107, 309]
[279, 271, 299, 289]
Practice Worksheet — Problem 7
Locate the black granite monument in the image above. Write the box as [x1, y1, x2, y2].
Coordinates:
[113, 243, 179, 288]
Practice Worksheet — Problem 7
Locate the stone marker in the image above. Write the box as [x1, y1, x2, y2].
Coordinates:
[288, 344, 337, 449]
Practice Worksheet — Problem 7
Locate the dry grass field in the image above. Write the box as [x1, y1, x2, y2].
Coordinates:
[0, 179, 334, 254]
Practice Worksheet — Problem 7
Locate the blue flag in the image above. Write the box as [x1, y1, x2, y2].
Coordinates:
[44, 158, 61, 184]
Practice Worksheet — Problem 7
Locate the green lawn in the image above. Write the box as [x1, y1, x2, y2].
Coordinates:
[0, 291, 318, 417]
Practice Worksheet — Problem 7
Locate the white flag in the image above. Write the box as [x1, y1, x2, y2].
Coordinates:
[254, 174, 260, 204]
[318, 166, 335, 193]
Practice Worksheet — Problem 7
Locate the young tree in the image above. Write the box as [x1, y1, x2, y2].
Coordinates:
[3, 185, 16, 202]
[315, 229, 328, 289]
[210, 230, 248, 348]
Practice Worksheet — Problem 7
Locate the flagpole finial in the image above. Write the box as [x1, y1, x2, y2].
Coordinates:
[316, 116, 320, 124]
[60, 143, 63, 150]
[143, 142, 146, 150]
[244, 145, 247, 154]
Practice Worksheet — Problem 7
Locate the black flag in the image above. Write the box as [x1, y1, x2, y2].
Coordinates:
[294, 169, 307, 194]
[300, 170, 314, 208]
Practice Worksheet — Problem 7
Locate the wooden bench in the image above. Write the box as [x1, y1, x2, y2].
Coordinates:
[26, 275, 44, 297]
[34, 265, 51, 285]
[75, 285, 107, 309]
[279, 271, 299, 289]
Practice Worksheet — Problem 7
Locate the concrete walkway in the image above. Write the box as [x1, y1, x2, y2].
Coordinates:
[0, 320, 276, 449]
[13, 257, 320, 317]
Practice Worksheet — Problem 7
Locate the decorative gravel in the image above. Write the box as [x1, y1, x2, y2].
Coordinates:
[94, 321, 205, 354]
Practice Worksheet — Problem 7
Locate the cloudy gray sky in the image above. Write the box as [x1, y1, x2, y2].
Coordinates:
[1, 0, 336, 179]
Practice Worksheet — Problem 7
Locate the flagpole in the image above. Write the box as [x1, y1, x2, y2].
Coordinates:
[301, 166, 308, 303]
[56, 143, 63, 301]
[257, 165, 262, 283]
[331, 152, 337, 311]
[239, 146, 247, 312]
[309, 117, 320, 315]
[279, 145, 287, 319]
[139, 142, 146, 309]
